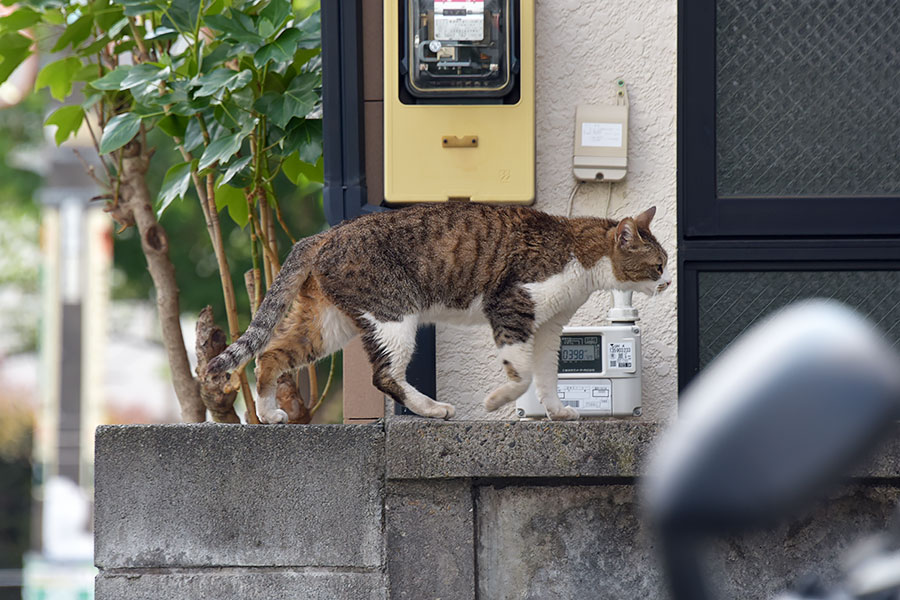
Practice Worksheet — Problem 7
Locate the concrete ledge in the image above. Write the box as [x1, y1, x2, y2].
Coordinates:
[95, 569, 385, 600]
[94, 424, 384, 569]
[384, 418, 661, 480]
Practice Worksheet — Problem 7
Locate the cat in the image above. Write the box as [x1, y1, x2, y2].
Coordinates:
[206, 203, 670, 423]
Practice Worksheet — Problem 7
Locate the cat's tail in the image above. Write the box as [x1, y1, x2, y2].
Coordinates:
[205, 234, 320, 375]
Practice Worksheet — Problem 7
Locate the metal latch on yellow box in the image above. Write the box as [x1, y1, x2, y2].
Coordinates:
[442, 135, 479, 148]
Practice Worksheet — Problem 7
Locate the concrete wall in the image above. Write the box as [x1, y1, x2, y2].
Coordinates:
[436, 1, 679, 421]
[95, 422, 900, 599]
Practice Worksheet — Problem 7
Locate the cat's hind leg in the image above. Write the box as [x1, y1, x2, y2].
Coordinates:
[484, 341, 534, 412]
[255, 333, 321, 424]
[359, 314, 456, 419]
[483, 287, 537, 412]
[254, 279, 345, 423]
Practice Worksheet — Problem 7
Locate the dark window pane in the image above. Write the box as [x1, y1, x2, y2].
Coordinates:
[698, 271, 900, 367]
[716, 0, 900, 197]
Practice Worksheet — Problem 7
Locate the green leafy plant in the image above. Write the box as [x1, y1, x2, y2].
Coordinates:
[0, 0, 328, 423]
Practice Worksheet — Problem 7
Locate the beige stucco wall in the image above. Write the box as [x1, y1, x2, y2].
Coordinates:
[436, 0, 678, 421]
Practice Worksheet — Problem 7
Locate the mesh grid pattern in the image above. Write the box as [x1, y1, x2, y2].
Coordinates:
[698, 271, 900, 367]
[716, 0, 900, 197]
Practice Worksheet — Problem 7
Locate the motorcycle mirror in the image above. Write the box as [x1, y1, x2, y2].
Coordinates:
[647, 300, 900, 534]
[644, 301, 900, 600]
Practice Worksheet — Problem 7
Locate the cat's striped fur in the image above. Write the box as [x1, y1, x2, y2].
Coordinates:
[206, 203, 670, 422]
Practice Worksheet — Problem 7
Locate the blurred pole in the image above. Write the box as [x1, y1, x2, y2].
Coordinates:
[36, 141, 108, 551]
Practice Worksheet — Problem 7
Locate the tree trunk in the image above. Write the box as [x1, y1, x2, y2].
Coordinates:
[195, 306, 239, 423]
[107, 142, 205, 422]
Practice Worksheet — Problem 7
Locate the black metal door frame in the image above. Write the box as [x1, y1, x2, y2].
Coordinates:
[321, 0, 435, 408]
[678, 0, 900, 391]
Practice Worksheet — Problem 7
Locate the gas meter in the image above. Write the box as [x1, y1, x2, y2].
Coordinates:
[517, 291, 643, 419]
[384, 0, 535, 204]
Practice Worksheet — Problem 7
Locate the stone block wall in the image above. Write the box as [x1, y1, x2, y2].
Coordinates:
[94, 421, 900, 599]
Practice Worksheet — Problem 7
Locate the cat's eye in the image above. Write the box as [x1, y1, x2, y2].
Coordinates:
[656, 263, 664, 275]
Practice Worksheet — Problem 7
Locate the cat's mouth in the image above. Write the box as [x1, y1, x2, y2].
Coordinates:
[657, 280, 671, 293]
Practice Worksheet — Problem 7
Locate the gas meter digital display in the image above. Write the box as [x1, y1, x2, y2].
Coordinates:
[404, 0, 516, 98]
[384, 0, 535, 204]
[559, 335, 603, 374]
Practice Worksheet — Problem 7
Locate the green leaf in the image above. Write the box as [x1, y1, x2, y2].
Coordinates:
[0, 8, 42, 30]
[214, 180, 249, 228]
[161, 0, 200, 33]
[258, 0, 291, 32]
[157, 114, 189, 139]
[0, 31, 29, 49]
[308, 156, 324, 183]
[192, 68, 252, 98]
[253, 27, 301, 68]
[52, 14, 93, 52]
[120, 63, 169, 89]
[42, 10, 65, 25]
[294, 10, 320, 49]
[291, 47, 321, 71]
[91, 66, 130, 90]
[206, 0, 226, 16]
[0, 32, 33, 83]
[182, 117, 204, 152]
[45, 105, 84, 146]
[157, 161, 193, 217]
[220, 155, 251, 186]
[114, 0, 165, 17]
[99, 112, 142, 154]
[77, 34, 113, 57]
[145, 25, 177, 41]
[198, 131, 247, 170]
[213, 99, 250, 130]
[0, 46, 30, 85]
[254, 73, 317, 129]
[95, 5, 126, 31]
[108, 16, 131, 38]
[205, 12, 261, 43]
[72, 63, 100, 83]
[283, 118, 322, 163]
[262, 70, 285, 93]
[282, 152, 323, 185]
[168, 96, 210, 116]
[82, 90, 103, 110]
[35, 57, 82, 101]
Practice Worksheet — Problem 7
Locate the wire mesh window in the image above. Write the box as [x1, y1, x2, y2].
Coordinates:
[715, 0, 900, 198]
[698, 270, 900, 367]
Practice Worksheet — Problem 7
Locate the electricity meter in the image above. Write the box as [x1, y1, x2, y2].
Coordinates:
[384, 0, 535, 204]
[404, 0, 516, 99]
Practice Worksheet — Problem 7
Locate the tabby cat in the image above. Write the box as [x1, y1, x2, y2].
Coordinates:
[206, 203, 670, 422]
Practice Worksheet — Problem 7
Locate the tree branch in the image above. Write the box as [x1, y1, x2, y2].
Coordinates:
[111, 141, 205, 422]
[202, 172, 260, 424]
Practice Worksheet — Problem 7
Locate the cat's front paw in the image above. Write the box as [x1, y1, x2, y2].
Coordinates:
[547, 406, 579, 421]
[435, 402, 456, 420]
[259, 408, 289, 424]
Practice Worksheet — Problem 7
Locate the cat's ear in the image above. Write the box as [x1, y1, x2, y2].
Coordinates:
[634, 206, 656, 230]
[616, 218, 640, 248]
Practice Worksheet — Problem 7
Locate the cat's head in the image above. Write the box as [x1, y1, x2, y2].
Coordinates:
[610, 206, 671, 295]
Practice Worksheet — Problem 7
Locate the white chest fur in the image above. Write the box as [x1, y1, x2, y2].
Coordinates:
[525, 257, 616, 326]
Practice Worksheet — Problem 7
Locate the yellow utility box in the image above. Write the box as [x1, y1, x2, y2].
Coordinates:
[384, 0, 535, 204]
